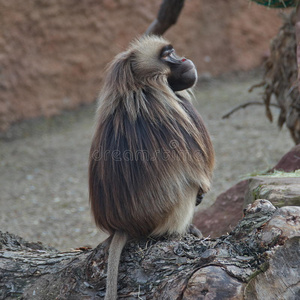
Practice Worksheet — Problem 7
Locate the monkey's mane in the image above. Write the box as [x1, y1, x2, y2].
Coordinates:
[89, 36, 214, 237]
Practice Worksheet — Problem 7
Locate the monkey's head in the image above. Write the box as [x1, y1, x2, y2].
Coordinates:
[105, 36, 197, 96]
[159, 43, 197, 92]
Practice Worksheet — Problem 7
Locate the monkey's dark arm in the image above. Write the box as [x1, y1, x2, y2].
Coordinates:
[196, 189, 204, 206]
[190, 190, 205, 237]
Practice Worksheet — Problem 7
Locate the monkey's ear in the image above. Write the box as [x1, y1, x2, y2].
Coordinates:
[106, 51, 135, 94]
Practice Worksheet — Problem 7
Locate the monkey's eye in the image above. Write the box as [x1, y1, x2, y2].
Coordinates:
[161, 49, 175, 60]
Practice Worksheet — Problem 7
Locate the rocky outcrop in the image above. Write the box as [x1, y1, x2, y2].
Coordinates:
[270, 144, 300, 172]
[194, 144, 300, 237]
[245, 173, 300, 208]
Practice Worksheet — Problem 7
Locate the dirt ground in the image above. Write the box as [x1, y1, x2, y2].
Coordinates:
[0, 71, 295, 251]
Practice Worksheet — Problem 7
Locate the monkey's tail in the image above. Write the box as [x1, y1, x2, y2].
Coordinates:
[105, 231, 128, 300]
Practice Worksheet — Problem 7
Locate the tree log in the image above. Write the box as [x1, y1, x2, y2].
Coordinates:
[1, 199, 299, 299]
[145, 0, 185, 36]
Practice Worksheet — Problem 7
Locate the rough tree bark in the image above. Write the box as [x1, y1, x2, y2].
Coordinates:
[145, 0, 185, 35]
[1, 199, 299, 299]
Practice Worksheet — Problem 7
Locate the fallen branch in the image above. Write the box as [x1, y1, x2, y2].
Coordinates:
[222, 101, 280, 119]
[248, 81, 266, 92]
[0, 199, 299, 299]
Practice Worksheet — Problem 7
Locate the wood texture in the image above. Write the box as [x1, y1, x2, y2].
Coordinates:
[1, 199, 299, 299]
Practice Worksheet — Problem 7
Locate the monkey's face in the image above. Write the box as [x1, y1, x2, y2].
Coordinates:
[160, 45, 197, 92]
[129, 36, 197, 93]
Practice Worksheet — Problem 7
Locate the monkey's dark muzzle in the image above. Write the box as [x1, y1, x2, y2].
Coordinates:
[181, 59, 195, 73]
[168, 59, 197, 91]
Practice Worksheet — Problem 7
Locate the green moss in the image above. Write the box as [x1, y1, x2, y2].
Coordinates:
[252, 185, 262, 200]
[259, 170, 300, 178]
[248, 261, 270, 281]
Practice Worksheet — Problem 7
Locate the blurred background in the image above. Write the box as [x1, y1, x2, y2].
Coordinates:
[0, 0, 295, 250]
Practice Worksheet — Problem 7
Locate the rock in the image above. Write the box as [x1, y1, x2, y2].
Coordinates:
[270, 144, 300, 172]
[193, 180, 248, 237]
[244, 174, 300, 208]
[194, 145, 300, 238]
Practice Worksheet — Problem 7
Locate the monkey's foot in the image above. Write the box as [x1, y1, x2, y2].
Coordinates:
[188, 224, 203, 238]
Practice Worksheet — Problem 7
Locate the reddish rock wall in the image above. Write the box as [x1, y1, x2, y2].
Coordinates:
[0, 0, 283, 129]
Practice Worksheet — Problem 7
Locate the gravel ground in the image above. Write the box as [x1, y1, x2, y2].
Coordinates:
[0, 71, 294, 251]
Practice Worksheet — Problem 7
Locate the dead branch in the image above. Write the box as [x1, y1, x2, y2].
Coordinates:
[145, 0, 185, 35]
[222, 101, 280, 119]
[257, 9, 300, 144]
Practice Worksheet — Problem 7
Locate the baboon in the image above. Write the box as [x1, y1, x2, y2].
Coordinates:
[89, 35, 214, 300]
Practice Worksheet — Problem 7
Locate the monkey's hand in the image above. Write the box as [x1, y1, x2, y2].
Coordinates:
[188, 224, 203, 238]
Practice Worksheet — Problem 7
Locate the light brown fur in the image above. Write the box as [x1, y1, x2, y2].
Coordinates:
[89, 35, 214, 300]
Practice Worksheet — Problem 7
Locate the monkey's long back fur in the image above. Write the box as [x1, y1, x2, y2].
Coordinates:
[89, 35, 214, 300]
